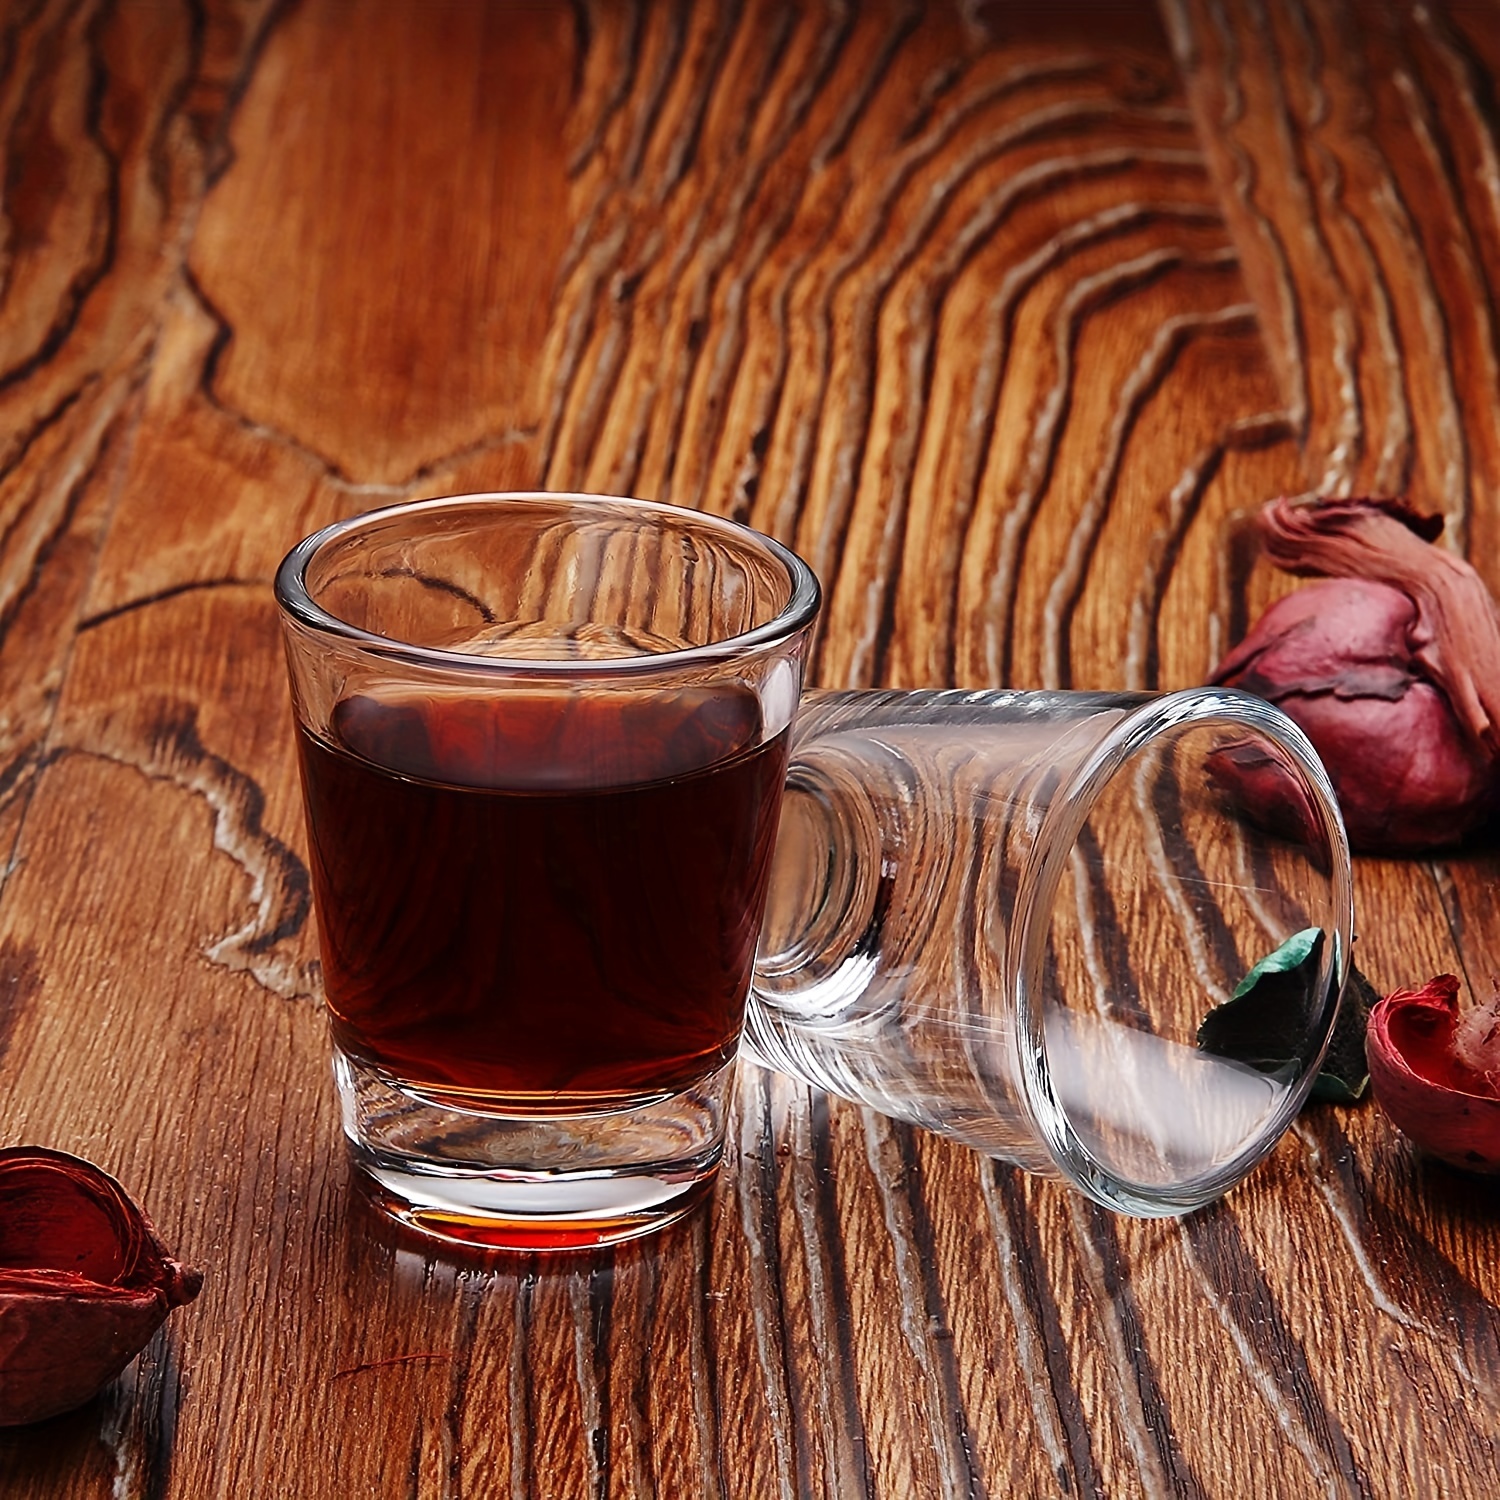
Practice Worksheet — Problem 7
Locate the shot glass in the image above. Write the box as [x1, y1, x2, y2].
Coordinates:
[746, 688, 1353, 1216]
[276, 493, 819, 1249]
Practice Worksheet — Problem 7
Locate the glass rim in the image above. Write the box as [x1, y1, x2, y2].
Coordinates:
[1012, 686, 1354, 1216]
[273, 491, 823, 677]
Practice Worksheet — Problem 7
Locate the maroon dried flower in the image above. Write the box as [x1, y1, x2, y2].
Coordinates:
[1212, 497, 1500, 852]
[0, 1147, 203, 1425]
[1366, 976, 1500, 1173]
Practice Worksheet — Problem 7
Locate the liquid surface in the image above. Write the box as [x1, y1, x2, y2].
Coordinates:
[298, 687, 788, 1109]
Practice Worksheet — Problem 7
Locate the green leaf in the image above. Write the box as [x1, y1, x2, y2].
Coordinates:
[1231, 926, 1322, 1000]
[1197, 929, 1372, 1105]
[1309, 963, 1374, 1104]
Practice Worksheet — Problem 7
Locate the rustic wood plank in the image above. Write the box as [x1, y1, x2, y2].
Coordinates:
[187, 0, 574, 486]
[1166, 0, 1500, 564]
[1, 2, 1498, 1496]
[0, 0, 214, 882]
[1167, 7, 1500, 1497]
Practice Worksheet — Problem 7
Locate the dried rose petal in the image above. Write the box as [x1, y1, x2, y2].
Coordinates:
[1212, 498, 1500, 853]
[0, 1147, 203, 1425]
[1366, 976, 1500, 1172]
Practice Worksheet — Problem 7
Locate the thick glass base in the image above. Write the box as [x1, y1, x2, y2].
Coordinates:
[335, 1050, 731, 1251]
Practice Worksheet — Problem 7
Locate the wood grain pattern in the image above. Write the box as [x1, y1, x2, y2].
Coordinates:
[1, 1, 1497, 1496]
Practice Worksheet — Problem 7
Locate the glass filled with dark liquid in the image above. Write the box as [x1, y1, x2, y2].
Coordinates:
[277, 493, 819, 1250]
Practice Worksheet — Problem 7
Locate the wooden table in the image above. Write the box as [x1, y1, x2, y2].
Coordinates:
[3, 1, 1498, 1494]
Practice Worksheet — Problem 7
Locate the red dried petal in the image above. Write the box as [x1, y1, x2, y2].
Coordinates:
[0, 1284, 178, 1426]
[1257, 497, 1500, 756]
[1366, 976, 1500, 1172]
[0, 1148, 202, 1426]
[1214, 578, 1417, 701]
[0, 1149, 144, 1285]
[1212, 500, 1500, 852]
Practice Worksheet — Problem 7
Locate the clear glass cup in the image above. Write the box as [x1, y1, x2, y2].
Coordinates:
[745, 688, 1353, 1216]
[280, 494, 1353, 1248]
[276, 493, 820, 1249]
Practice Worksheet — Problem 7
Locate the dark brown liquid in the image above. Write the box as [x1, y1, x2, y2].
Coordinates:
[296, 686, 788, 1110]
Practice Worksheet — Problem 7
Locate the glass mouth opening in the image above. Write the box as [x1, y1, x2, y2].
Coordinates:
[1013, 688, 1353, 1217]
[274, 491, 822, 679]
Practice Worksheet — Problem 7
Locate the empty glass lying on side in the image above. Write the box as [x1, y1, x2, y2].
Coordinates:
[747, 687, 1352, 1218]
